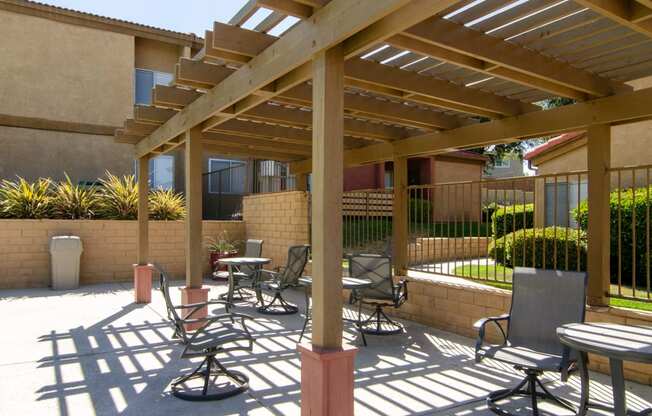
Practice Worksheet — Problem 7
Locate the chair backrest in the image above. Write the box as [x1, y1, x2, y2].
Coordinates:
[348, 254, 395, 301]
[507, 267, 587, 355]
[278, 245, 310, 286]
[240, 239, 264, 275]
[152, 263, 189, 343]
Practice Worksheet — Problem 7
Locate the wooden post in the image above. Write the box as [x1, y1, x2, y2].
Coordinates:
[587, 124, 611, 306]
[295, 172, 308, 191]
[393, 156, 409, 275]
[298, 44, 356, 416]
[134, 155, 152, 303]
[180, 127, 209, 328]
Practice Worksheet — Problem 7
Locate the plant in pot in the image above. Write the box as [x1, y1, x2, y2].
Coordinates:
[206, 231, 240, 280]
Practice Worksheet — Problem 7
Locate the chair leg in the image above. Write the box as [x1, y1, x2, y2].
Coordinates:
[257, 291, 298, 315]
[487, 369, 578, 416]
[359, 304, 403, 335]
[171, 353, 249, 401]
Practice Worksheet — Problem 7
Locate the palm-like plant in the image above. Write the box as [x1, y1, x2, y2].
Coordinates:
[0, 176, 53, 219]
[51, 174, 99, 219]
[97, 172, 138, 220]
[149, 189, 185, 220]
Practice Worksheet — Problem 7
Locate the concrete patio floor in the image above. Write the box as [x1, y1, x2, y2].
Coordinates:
[1, 279, 651, 415]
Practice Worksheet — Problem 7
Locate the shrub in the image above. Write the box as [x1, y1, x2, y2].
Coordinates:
[409, 198, 432, 222]
[0, 176, 52, 219]
[487, 235, 507, 264]
[573, 186, 652, 287]
[149, 189, 185, 220]
[482, 202, 501, 223]
[97, 172, 138, 220]
[495, 227, 587, 271]
[51, 174, 99, 219]
[491, 203, 534, 239]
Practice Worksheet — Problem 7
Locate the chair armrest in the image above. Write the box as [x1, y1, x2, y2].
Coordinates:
[256, 269, 279, 283]
[185, 313, 256, 351]
[474, 314, 510, 362]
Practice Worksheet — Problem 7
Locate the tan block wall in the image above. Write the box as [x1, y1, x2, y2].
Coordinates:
[242, 191, 310, 269]
[0, 9, 134, 126]
[386, 275, 652, 385]
[409, 237, 489, 264]
[0, 220, 245, 288]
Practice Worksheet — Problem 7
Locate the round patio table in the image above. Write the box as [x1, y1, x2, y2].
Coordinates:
[218, 257, 271, 304]
[557, 323, 652, 416]
[298, 276, 373, 346]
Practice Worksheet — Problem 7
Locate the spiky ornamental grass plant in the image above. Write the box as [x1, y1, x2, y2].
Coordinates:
[51, 174, 99, 219]
[0, 176, 53, 219]
[149, 188, 185, 220]
[97, 172, 138, 220]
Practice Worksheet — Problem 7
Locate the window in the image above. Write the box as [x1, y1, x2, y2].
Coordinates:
[384, 170, 394, 189]
[545, 180, 588, 227]
[149, 155, 174, 190]
[135, 69, 174, 105]
[208, 159, 245, 194]
[494, 159, 510, 168]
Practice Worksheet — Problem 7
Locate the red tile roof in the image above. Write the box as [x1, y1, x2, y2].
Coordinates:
[524, 131, 586, 161]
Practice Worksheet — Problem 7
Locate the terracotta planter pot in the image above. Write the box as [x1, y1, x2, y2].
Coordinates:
[210, 250, 239, 281]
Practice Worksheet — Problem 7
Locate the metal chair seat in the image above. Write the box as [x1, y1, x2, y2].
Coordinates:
[477, 345, 564, 371]
[185, 324, 252, 354]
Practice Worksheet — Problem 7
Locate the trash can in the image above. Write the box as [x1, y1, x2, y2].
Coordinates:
[50, 236, 83, 290]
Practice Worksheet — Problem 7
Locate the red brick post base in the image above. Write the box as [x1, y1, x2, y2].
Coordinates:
[179, 287, 210, 331]
[298, 343, 358, 416]
[133, 264, 153, 304]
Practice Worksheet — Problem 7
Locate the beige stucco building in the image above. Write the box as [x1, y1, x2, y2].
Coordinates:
[0, 1, 253, 218]
[525, 76, 652, 227]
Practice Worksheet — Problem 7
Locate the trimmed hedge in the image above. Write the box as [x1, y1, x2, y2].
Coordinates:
[489, 227, 587, 272]
[573, 186, 652, 287]
[409, 198, 433, 221]
[491, 203, 534, 239]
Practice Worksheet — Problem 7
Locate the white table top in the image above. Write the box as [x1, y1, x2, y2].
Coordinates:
[218, 257, 271, 265]
[558, 323, 652, 363]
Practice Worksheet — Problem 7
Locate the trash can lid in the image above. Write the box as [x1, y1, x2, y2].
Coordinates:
[50, 235, 83, 251]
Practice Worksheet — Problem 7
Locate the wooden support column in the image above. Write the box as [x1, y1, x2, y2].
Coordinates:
[587, 124, 611, 306]
[295, 172, 308, 191]
[180, 127, 209, 328]
[134, 155, 152, 303]
[393, 156, 409, 275]
[298, 44, 356, 416]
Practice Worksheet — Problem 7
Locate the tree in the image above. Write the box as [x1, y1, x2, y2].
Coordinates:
[469, 97, 575, 168]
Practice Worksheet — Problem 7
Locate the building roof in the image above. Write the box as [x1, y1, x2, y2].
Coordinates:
[0, 0, 203, 47]
[445, 150, 489, 162]
[524, 132, 586, 161]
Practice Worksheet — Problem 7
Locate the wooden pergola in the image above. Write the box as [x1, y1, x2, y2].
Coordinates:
[120, 1, 652, 414]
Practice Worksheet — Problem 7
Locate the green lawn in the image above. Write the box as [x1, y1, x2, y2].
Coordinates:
[452, 264, 652, 312]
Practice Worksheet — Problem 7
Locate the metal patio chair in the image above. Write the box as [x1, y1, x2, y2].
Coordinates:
[255, 244, 310, 315]
[153, 264, 254, 401]
[216, 239, 264, 300]
[474, 267, 587, 415]
[349, 254, 408, 335]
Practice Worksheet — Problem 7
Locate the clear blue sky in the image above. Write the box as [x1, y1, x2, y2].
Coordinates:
[39, 0, 251, 35]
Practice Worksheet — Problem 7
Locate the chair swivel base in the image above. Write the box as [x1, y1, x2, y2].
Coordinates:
[257, 293, 298, 315]
[487, 369, 576, 416]
[359, 306, 404, 335]
[171, 355, 249, 401]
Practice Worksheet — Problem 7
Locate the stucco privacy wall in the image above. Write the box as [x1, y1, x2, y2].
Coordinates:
[242, 191, 311, 269]
[382, 275, 652, 385]
[0, 126, 135, 183]
[0, 220, 245, 289]
[0, 9, 134, 127]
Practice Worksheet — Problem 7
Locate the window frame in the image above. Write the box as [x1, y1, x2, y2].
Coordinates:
[134, 68, 174, 105]
[208, 158, 245, 195]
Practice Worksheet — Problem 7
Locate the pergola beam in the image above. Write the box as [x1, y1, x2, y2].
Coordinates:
[289, 86, 652, 172]
[135, 0, 461, 157]
[207, 22, 531, 119]
[400, 17, 630, 98]
[575, 0, 652, 37]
